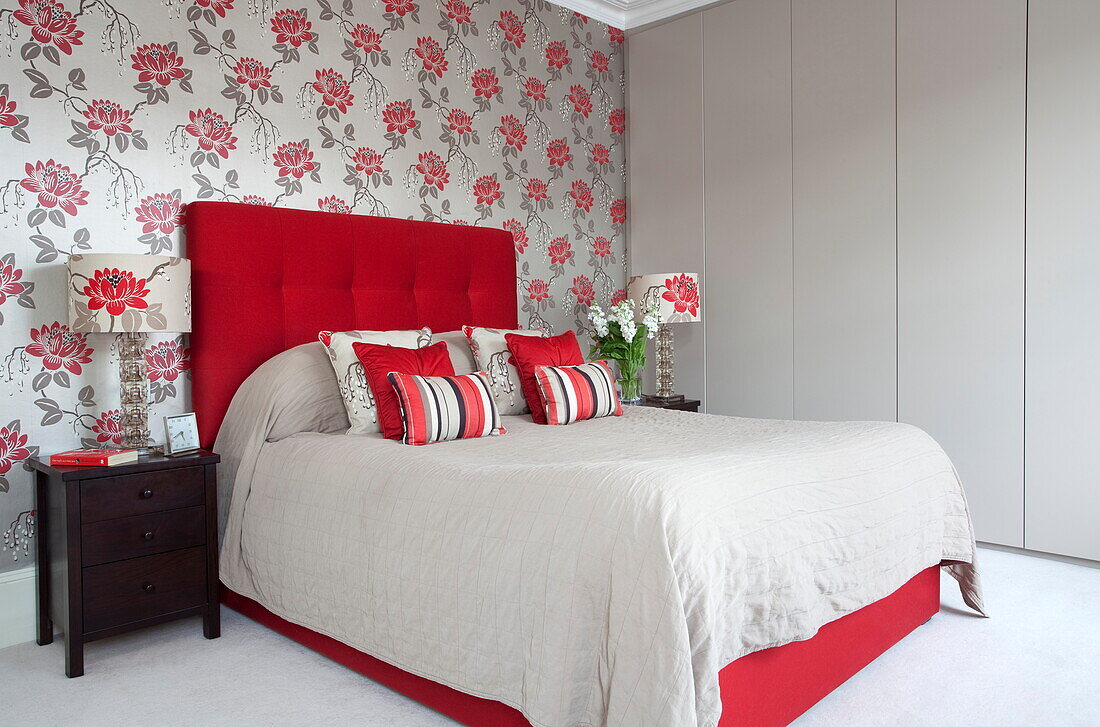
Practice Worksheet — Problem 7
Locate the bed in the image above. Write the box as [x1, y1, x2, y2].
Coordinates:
[187, 201, 983, 727]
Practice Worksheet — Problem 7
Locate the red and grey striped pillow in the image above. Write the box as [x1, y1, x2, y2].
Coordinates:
[534, 360, 623, 425]
[387, 371, 505, 445]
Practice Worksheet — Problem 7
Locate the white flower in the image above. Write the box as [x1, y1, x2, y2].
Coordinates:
[621, 319, 637, 342]
[588, 304, 610, 338]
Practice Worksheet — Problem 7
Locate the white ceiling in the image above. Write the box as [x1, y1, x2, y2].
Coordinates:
[549, 0, 723, 31]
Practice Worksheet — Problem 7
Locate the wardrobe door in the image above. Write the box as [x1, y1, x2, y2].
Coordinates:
[626, 14, 706, 406]
[791, 0, 897, 422]
[896, 0, 1026, 547]
[1026, 0, 1100, 560]
[702, 0, 794, 419]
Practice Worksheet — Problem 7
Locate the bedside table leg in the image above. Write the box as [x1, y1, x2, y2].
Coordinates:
[65, 634, 84, 678]
[203, 604, 220, 639]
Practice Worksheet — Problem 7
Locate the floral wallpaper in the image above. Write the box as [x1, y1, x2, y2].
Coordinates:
[0, 0, 627, 571]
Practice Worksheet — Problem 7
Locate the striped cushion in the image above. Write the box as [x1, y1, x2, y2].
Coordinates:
[534, 361, 623, 425]
[387, 371, 505, 445]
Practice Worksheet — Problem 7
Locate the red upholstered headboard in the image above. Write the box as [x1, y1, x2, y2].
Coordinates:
[185, 201, 518, 447]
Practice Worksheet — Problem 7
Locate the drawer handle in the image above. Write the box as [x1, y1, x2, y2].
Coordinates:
[142, 583, 156, 594]
[142, 531, 155, 541]
[141, 488, 154, 499]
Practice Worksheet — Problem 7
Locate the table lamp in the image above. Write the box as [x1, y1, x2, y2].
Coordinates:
[68, 253, 191, 450]
[627, 272, 702, 403]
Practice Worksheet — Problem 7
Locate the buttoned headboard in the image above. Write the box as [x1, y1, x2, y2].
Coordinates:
[185, 201, 518, 447]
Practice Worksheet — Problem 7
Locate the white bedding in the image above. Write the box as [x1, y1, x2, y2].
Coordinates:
[216, 351, 983, 727]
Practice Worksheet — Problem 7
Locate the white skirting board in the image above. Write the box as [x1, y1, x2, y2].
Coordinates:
[0, 566, 36, 649]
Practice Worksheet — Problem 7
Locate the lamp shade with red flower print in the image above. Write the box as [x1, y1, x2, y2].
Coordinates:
[68, 253, 191, 333]
[627, 272, 702, 324]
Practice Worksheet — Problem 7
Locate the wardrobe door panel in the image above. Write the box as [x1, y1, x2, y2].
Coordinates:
[627, 14, 706, 406]
[1026, 0, 1100, 560]
[702, 0, 794, 419]
[792, 0, 897, 422]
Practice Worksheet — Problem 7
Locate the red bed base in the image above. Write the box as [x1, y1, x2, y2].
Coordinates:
[222, 566, 939, 727]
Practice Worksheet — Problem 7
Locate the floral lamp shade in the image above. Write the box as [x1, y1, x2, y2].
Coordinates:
[67, 253, 191, 334]
[627, 273, 702, 324]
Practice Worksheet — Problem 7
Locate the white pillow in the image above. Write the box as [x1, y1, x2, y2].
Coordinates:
[319, 328, 430, 434]
[462, 326, 545, 416]
[430, 329, 478, 375]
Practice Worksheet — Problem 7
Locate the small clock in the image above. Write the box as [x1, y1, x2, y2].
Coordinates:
[164, 413, 201, 456]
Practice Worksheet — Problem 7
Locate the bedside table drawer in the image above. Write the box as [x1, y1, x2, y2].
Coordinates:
[82, 506, 205, 567]
[83, 547, 206, 633]
[81, 467, 204, 523]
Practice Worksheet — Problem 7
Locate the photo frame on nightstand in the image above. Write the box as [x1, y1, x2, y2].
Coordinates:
[163, 412, 201, 456]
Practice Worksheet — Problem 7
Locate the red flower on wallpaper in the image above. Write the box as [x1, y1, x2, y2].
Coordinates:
[92, 410, 123, 446]
[611, 288, 627, 306]
[610, 198, 627, 225]
[14, 0, 83, 54]
[545, 41, 569, 69]
[499, 115, 526, 151]
[272, 140, 316, 178]
[318, 195, 352, 214]
[592, 236, 612, 258]
[26, 322, 93, 374]
[502, 219, 527, 254]
[130, 43, 186, 87]
[416, 151, 449, 190]
[415, 37, 448, 78]
[186, 108, 238, 159]
[525, 178, 548, 201]
[195, 0, 234, 17]
[351, 24, 382, 54]
[81, 100, 133, 137]
[567, 85, 592, 118]
[547, 237, 573, 265]
[589, 50, 610, 73]
[145, 339, 191, 382]
[574, 12, 590, 23]
[590, 143, 610, 167]
[608, 27, 625, 45]
[447, 108, 473, 136]
[242, 195, 271, 205]
[663, 274, 700, 317]
[522, 77, 547, 102]
[352, 147, 384, 176]
[0, 424, 30, 476]
[270, 8, 313, 47]
[445, 0, 471, 24]
[571, 275, 595, 306]
[0, 258, 24, 304]
[386, 0, 417, 17]
[472, 175, 502, 206]
[232, 57, 272, 89]
[497, 10, 525, 47]
[313, 68, 355, 112]
[526, 279, 550, 303]
[0, 93, 18, 127]
[546, 138, 572, 168]
[134, 193, 183, 235]
[471, 68, 501, 99]
[83, 268, 151, 315]
[609, 108, 626, 135]
[20, 160, 88, 215]
[570, 180, 593, 212]
[383, 101, 417, 134]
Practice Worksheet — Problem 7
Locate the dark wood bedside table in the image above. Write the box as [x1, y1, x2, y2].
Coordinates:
[639, 398, 701, 413]
[30, 450, 221, 677]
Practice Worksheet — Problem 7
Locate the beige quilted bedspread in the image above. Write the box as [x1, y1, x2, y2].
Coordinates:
[216, 352, 983, 727]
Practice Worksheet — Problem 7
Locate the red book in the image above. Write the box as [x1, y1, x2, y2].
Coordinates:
[49, 449, 139, 467]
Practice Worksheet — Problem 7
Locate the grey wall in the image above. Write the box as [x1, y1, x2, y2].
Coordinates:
[627, 0, 1098, 561]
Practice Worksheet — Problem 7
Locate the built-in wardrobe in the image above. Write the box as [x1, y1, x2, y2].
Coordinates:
[627, 0, 1100, 561]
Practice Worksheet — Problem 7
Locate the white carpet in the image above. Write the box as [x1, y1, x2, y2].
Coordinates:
[1, 546, 1096, 727]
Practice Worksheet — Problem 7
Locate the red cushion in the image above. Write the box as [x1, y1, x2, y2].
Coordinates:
[504, 331, 584, 424]
[353, 340, 455, 439]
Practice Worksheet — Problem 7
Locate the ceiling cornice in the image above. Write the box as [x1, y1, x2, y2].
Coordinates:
[547, 0, 722, 30]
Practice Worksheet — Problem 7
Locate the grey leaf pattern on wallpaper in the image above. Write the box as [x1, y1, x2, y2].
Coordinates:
[0, 0, 626, 568]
